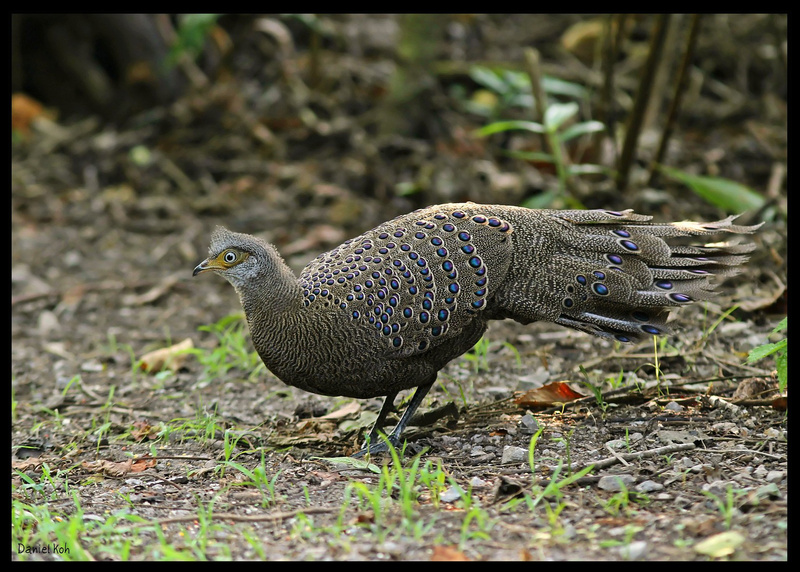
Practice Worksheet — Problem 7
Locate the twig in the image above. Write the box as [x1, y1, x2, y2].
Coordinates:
[85, 506, 337, 536]
[558, 442, 696, 473]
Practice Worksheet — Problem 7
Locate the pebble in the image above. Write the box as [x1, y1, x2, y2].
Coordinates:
[619, 540, 648, 560]
[501, 445, 528, 464]
[598, 474, 635, 491]
[635, 480, 664, 493]
[519, 413, 539, 434]
[766, 470, 785, 483]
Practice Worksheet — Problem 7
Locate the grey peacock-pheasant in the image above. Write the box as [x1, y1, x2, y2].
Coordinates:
[193, 203, 760, 456]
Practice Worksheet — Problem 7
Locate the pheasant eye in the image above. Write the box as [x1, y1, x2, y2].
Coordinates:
[223, 251, 237, 263]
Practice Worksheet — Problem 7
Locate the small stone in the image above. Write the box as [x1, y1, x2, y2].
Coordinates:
[598, 474, 635, 491]
[619, 540, 648, 560]
[765, 470, 785, 483]
[519, 413, 539, 434]
[439, 485, 464, 503]
[501, 445, 528, 464]
[469, 476, 489, 488]
[635, 480, 664, 493]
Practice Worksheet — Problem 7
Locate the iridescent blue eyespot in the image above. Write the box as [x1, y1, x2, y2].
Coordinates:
[669, 293, 692, 303]
[593, 283, 609, 295]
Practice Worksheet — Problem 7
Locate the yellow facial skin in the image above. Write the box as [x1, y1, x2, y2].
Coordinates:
[193, 249, 249, 276]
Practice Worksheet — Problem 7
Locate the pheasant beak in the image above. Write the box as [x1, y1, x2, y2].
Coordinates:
[193, 256, 223, 276]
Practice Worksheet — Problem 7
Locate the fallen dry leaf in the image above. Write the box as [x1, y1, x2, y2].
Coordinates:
[139, 338, 194, 373]
[318, 401, 361, 420]
[82, 459, 134, 478]
[514, 381, 585, 409]
[131, 420, 159, 442]
[431, 545, 470, 561]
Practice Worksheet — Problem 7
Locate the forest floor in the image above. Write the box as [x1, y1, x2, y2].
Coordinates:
[12, 14, 786, 561]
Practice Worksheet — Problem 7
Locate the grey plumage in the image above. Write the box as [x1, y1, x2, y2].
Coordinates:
[194, 203, 761, 455]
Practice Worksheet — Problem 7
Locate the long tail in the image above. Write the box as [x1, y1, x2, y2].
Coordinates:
[500, 209, 762, 343]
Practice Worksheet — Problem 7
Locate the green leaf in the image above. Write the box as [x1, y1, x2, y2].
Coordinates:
[771, 317, 787, 334]
[473, 120, 545, 137]
[469, 66, 509, 95]
[541, 76, 589, 100]
[504, 149, 554, 163]
[659, 166, 765, 213]
[544, 102, 579, 132]
[746, 339, 787, 363]
[776, 350, 787, 390]
[559, 120, 605, 142]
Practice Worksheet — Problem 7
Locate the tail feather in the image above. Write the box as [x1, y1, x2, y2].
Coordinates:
[497, 209, 762, 343]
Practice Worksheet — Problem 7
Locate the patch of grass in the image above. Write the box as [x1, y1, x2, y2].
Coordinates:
[602, 481, 633, 516]
[193, 314, 265, 383]
[219, 452, 283, 508]
[159, 406, 227, 445]
[501, 429, 594, 537]
[461, 335, 522, 374]
[702, 485, 746, 530]
[746, 317, 787, 394]
[341, 439, 505, 546]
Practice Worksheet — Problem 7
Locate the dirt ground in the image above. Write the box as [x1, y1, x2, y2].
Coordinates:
[12, 15, 786, 561]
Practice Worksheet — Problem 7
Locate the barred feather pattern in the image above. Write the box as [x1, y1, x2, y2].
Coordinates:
[198, 203, 761, 399]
